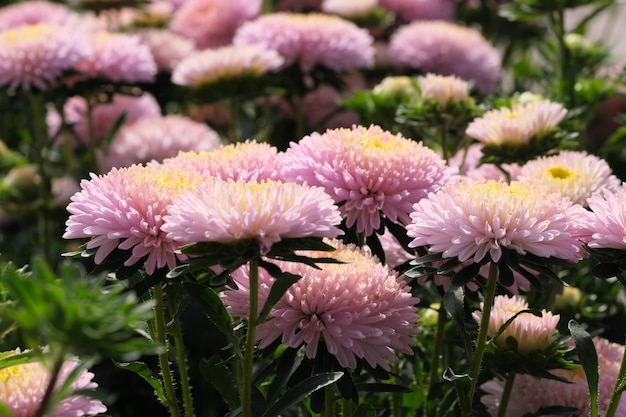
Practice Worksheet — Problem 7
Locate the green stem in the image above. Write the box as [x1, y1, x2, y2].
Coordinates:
[241, 258, 259, 417]
[497, 372, 515, 417]
[426, 305, 448, 403]
[466, 262, 499, 415]
[84, 98, 101, 174]
[167, 294, 195, 417]
[391, 362, 402, 417]
[34, 352, 65, 417]
[604, 336, 626, 417]
[323, 385, 336, 417]
[153, 283, 181, 417]
[229, 98, 240, 143]
[294, 97, 305, 141]
[439, 120, 450, 163]
[342, 397, 353, 417]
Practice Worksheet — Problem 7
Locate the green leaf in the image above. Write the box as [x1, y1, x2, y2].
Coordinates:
[451, 262, 481, 288]
[568, 320, 598, 417]
[200, 356, 240, 410]
[258, 267, 302, 322]
[0, 401, 14, 417]
[524, 405, 580, 416]
[591, 263, 621, 279]
[0, 350, 38, 371]
[490, 309, 543, 344]
[262, 372, 343, 417]
[355, 383, 413, 393]
[114, 361, 171, 407]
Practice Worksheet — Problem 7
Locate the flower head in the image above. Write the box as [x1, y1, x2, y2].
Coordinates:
[281, 125, 456, 236]
[162, 178, 343, 254]
[408, 180, 589, 263]
[321, 0, 379, 18]
[172, 44, 284, 88]
[133, 29, 196, 73]
[518, 151, 621, 206]
[379, 0, 456, 21]
[221, 240, 419, 370]
[584, 184, 626, 250]
[0, 349, 106, 417]
[64, 164, 201, 274]
[389, 21, 500, 94]
[418, 73, 471, 107]
[0, 23, 91, 91]
[0, 1, 95, 32]
[100, 115, 222, 172]
[234, 12, 374, 72]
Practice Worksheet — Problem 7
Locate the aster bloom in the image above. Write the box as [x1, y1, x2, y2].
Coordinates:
[162, 178, 343, 254]
[388, 20, 500, 94]
[584, 184, 626, 251]
[408, 180, 589, 264]
[169, 0, 261, 49]
[0, 1, 96, 32]
[372, 76, 415, 98]
[172, 44, 284, 88]
[64, 164, 202, 275]
[321, 0, 379, 18]
[221, 240, 419, 370]
[281, 125, 456, 236]
[379, 0, 456, 20]
[418, 73, 471, 107]
[133, 29, 196, 73]
[0, 349, 106, 417]
[481, 337, 626, 417]
[234, 12, 374, 72]
[0, 23, 91, 91]
[161, 140, 281, 182]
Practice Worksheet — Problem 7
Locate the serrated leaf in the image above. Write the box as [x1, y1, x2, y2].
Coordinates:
[114, 361, 171, 407]
[568, 320, 598, 417]
[200, 356, 240, 410]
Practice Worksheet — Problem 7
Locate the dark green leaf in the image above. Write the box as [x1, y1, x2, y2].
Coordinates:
[524, 405, 580, 416]
[498, 262, 514, 288]
[490, 309, 542, 344]
[0, 350, 37, 371]
[410, 253, 444, 266]
[591, 263, 621, 279]
[258, 269, 302, 322]
[442, 368, 469, 382]
[114, 361, 171, 407]
[568, 320, 598, 417]
[451, 262, 481, 288]
[200, 356, 240, 409]
[265, 348, 300, 405]
[356, 382, 413, 393]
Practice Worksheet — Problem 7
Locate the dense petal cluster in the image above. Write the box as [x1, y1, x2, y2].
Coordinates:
[481, 337, 626, 416]
[221, 240, 420, 370]
[466, 100, 567, 147]
[408, 180, 589, 263]
[418, 73, 471, 106]
[518, 151, 621, 206]
[0, 349, 106, 417]
[172, 44, 284, 88]
[234, 12, 374, 72]
[64, 164, 201, 274]
[389, 20, 500, 94]
[0, 23, 91, 91]
[321, 0, 378, 18]
[0, 1, 95, 32]
[134, 29, 196, 73]
[585, 184, 626, 250]
[100, 115, 222, 171]
[281, 125, 456, 235]
[379, 0, 456, 21]
[162, 178, 343, 254]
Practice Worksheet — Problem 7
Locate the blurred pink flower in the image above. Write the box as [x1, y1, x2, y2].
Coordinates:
[379, 0, 456, 21]
[169, 0, 261, 49]
[321, 0, 378, 18]
[418, 73, 471, 106]
[221, 239, 419, 370]
[133, 28, 196, 73]
[162, 178, 343, 254]
[234, 12, 374, 72]
[0, 1, 97, 32]
[281, 125, 456, 235]
[584, 184, 626, 250]
[389, 20, 500, 94]
[64, 164, 201, 274]
[100, 115, 222, 172]
[0, 23, 91, 91]
[0, 348, 106, 417]
[172, 44, 284, 88]
[449, 144, 521, 182]
[408, 180, 590, 263]
[518, 150, 621, 207]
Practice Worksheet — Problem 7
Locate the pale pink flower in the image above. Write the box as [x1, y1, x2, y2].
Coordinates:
[280, 125, 456, 236]
[133, 28, 196, 73]
[161, 140, 282, 181]
[64, 164, 201, 274]
[321, 0, 379, 18]
[379, 0, 456, 21]
[389, 20, 500, 94]
[172, 44, 284, 88]
[584, 184, 626, 250]
[0, 348, 106, 417]
[169, 0, 261, 49]
[408, 180, 590, 263]
[377, 228, 414, 269]
[162, 178, 343, 254]
[418, 73, 471, 106]
[449, 144, 521, 182]
[466, 100, 567, 147]
[100, 115, 222, 172]
[0, 23, 91, 91]
[518, 151, 621, 207]
[234, 12, 374, 72]
[481, 337, 626, 417]
[0, 1, 96, 32]
[221, 240, 419, 370]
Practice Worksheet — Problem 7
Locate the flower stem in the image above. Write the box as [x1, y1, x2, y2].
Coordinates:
[497, 372, 515, 417]
[604, 337, 626, 417]
[167, 294, 195, 417]
[466, 261, 499, 414]
[324, 385, 336, 417]
[153, 283, 181, 417]
[229, 98, 240, 143]
[241, 258, 259, 417]
[426, 304, 447, 402]
[34, 351, 65, 417]
[342, 397, 353, 417]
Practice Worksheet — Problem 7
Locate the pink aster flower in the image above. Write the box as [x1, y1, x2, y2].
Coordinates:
[0, 348, 106, 417]
[64, 164, 201, 274]
[584, 184, 626, 250]
[379, 0, 456, 21]
[418, 73, 471, 107]
[99, 115, 222, 172]
[0, 1, 97, 32]
[449, 144, 521, 182]
[161, 140, 282, 181]
[221, 239, 419, 370]
[280, 125, 456, 236]
[234, 12, 374, 72]
[72, 31, 156, 84]
[466, 100, 568, 147]
[472, 295, 559, 354]
[0, 23, 91, 91]
[321, 0, 379, 18]
[133, 28, 196, 73]
[47, 93, 162, 148]
[481, 337, 626, 417]
[518, 151, 621, 207]
[172, 44, 284, 88]
[388, 21, 500, 94]
[162, 178, 343, 254]
[408, 180, 590, 263]
[169, 0, 261, 49]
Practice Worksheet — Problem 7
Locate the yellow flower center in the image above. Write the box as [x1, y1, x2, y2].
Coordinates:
[1, 23, 54, 44]
[548, 165, 576, 180]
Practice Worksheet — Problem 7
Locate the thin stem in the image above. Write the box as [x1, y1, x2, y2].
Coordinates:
[294, 97, 305, 141]
[439, 120, 450, 163]
[342, 397, 353, 417]
[426, 305, 448, 403]
[153, 283, 181, 417]
[167, 294, 195, 417]
[466, 262, 499, 415]
[391, 362, 402, 417]
[241, 258, 259, 417]
[34, 352, 65, 417]
[84, 98, 101, 174]
[497, 372, 516, 417]
[229, 98, 240, 143]
[604, 337, 626, 417]
[323, 385, 336, 417]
